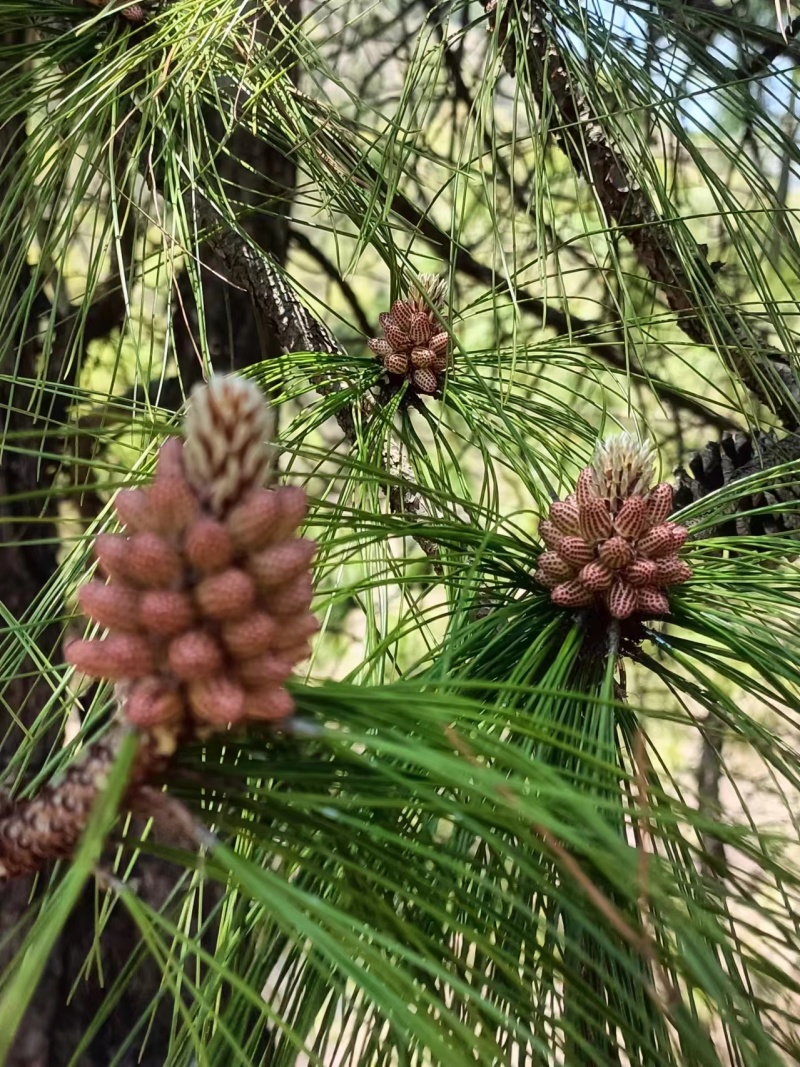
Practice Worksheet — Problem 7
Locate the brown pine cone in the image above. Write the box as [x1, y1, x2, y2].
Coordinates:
[674, 431, 800, 540]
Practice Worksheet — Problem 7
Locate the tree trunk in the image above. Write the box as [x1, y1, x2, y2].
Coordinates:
[171, 4, 298, 391]
[0, 61, 68, 1065]
[0, 4, 297, 1059]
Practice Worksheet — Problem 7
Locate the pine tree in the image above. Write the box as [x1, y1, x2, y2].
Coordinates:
[1, 0, 800, 1063]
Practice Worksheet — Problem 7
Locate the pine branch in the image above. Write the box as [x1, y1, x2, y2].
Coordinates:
[260, 89, 738, 431]
[491, 0, 800, 428]
[368, 156, 739, 432]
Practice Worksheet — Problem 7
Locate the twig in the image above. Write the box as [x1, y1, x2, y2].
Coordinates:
[696, 713, 728, 877]
[127, 785, 210, 851]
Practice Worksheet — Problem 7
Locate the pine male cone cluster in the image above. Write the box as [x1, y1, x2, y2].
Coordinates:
[1, 376, 316, 881]
[66, 377, 318, 733]
[368, 275, 451, 395]
[535, 435, 692, 619]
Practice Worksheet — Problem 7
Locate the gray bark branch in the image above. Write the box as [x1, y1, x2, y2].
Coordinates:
[492, 0, 800, 428]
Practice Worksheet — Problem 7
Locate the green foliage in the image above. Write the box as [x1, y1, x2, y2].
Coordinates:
[2, 0, 800, 1063]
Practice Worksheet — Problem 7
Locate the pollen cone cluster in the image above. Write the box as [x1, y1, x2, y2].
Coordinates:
[535, 435, 691, 619]
[66, 376, 318, 734]
[368, 275, 451, 395]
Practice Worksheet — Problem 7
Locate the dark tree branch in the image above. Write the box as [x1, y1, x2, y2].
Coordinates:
[290, 227, 373, 336]
[741, 14, 800, 78]
[696, 712, 728, 878]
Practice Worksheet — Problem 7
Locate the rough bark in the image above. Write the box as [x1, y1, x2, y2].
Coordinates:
[169, 3, 298, 395]
[171, 112, 297, 389]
